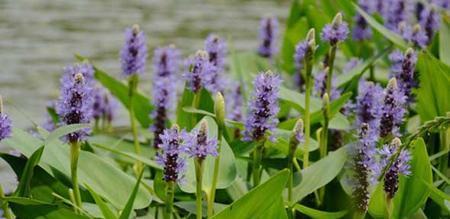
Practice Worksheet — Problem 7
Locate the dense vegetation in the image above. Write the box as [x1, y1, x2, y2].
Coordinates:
[0, 0, 449, 218]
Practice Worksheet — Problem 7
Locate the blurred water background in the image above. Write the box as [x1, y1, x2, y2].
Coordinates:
[0, 0, 287, 129]
[0, 0, 288, 191]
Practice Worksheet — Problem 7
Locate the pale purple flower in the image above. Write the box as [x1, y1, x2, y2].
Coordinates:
[343, 58, 363, 73]
[321, 13, 349, 45]
[352, 0, 375, 40]
[0, 113, 12, 141]
[293, 41, 308, 90]
[314, 70, 340, 100]
[183, 122, 218, 159]
[258, 17, 279, 58]
[156, 126, 188, 182]
[379, 78, 406, 138]
[184, 50, 214, 93]
[350, 123, 380, 212]
[42, 101, 57, 131]
[355, 80, 383, 143]
[389, 49, 417, 103]
[120, 24, 148, 77]
[151, 46, 181, 147]
[205, 34, 227, 72]
[420, 5, 441, 44]
[226, 82, 244, 122]
[57, 66, 95, 142]
[243, 71, 281, 141]
[379, 138, 411, 198]
[92, 87, 117, 123]
[385, 0, 414, 31]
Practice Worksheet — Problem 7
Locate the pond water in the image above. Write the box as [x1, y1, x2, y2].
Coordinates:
[0, 0, 288, 128]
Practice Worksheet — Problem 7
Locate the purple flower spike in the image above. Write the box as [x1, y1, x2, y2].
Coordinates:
[398, 22, 428, 48]
[57, 68, 95, 142]
[379, 138, 411, 199]
[205, 34, 227, 72]
[0, 113, 12, 141]
[92, 87, 117, 123]
[321, 13, 349, 45]
[243, 71, 281, 141]
[350, 123, 380, 212]
[152, 46, 181, 147]
[352, 0, 375, 40]
[343, 58, 363, 73]
[355, 80, 383, 142]
[314, 69, 341, 100]
[183, 121, 218, 159]
[156, 126, 188, 182]
[258, 17, 279, 58]
[226, 82, 244, 122]
[380, 78, 406, 138]
[389, 48, 417, 103]
[385, 0, 414, 31]
[420, 6, 440, 44]
[120, 24, 148, 77]
[184, 50, 213, 93]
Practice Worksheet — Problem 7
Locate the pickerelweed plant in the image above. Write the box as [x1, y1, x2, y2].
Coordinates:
[1, 1, 450, 219]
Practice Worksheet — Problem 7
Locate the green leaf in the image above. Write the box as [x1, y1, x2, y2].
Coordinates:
[262, 198, 288, 219]
[212, 169, 289, 219]
[439, 15, 450, 65]
[76, 55, 153, 128]
[15, 146, 45, 197]
[179, 116, 237, 192]
[4, 128, 152, 209]
[416, 52, 450, 122]
[3, 197, 50, 206]
[85, 184, 118, 219]
[353, 3, 408, 49]
[421, 180, 450, 213]
[10, 203, 90, 219]
[119, 170, 144, 219]
[174, 201, 227, 216]
[293, 204, 348, 219]
[44, 124, 90, 146]
[292, 146, 347, 202]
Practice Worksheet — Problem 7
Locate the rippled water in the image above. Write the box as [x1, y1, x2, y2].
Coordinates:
[0, 0, 288, 128]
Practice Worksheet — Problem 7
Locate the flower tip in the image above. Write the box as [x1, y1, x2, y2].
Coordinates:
[293, 118, 304, 134]
[391, 137, 402, 147]
[199, 120, 208, 134]
[322, 93, 330, 105]
[387, 78, 398, 90]
[74, 72, 85, 83]
[171, 124, 180, 131]
[132, 24, 140, 34]
[405, 47, 415, 56]
[214, 92, 226, 127]
[195, 50, 209, 59]
[332, 12, 343, 26]
[306, 28, 315, 41]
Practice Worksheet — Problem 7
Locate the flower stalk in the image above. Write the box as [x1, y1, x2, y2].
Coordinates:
[164, 181, 175, 219]
[195, 158, 204, 219]
[0, 184, 12, 219]
[287, 119, 304, 212]
[208, 93, 225, 217]
[70, 141, 82, 211]
[128, 74, 143, 174]
[303, 28, 316, 168]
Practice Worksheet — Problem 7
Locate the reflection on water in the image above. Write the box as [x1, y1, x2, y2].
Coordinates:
[0, 0, 287, 128]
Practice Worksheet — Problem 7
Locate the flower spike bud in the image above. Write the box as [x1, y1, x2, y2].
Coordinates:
[196, 50, 209, 59]
[0, 95, 12, 142]
[0, 95, 3, 114]
[387, 77, 398, 90]
[332, 13, 343, 27]
[290, 118, 304, 146]
[132, 24, 140, 34]
[199, 120, 208, 136]
[405, 48, 415, 56]
[214, 92, 226, 129]
[391, 137, 402, 148]
[323, 93, 330, 107]
[74, 72, 84, 83]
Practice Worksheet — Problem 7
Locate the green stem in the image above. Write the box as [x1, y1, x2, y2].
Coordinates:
[325, 46, 337, 97]
[386, 195, 393, 219]
[70, 141, 82, 212]
[191, 92, 201, 128]
[208, 133, 223, 217]
[164, 181, 175, 219]
[353, 211, 366, 219]
[128, 75, 142, 174]
[287, 139, 297, 219]
[439, 128, 449, 177]
[195, 159, 204, 219]
[252, 140, 265, 187]
[0, 185, 13, 219]
[369, 65, 375, 82]
[303, 57, 313, 168]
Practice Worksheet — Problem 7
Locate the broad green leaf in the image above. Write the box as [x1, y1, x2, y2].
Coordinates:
[280, 17, 309, 74]
[294, 204, 348, 219]
[353, 3, 408, 49]
[262, 198, 288, 219]
[3, 128, 152, 209]
[76, 54, 153, 128]
[440, 15, 450, 65]
[176, 87, 214, 130]
[416, 52, 450, 122]
[119, 170, 144, 219]
[174, 201, 227, 216]
[179, 117, 237, 192]
[15, 146, 44, 197]
[421, 180, 450, 213]
[212, 170, 289, 219]
[85, 184, 118, 219]
[292, 146, 347, 202]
